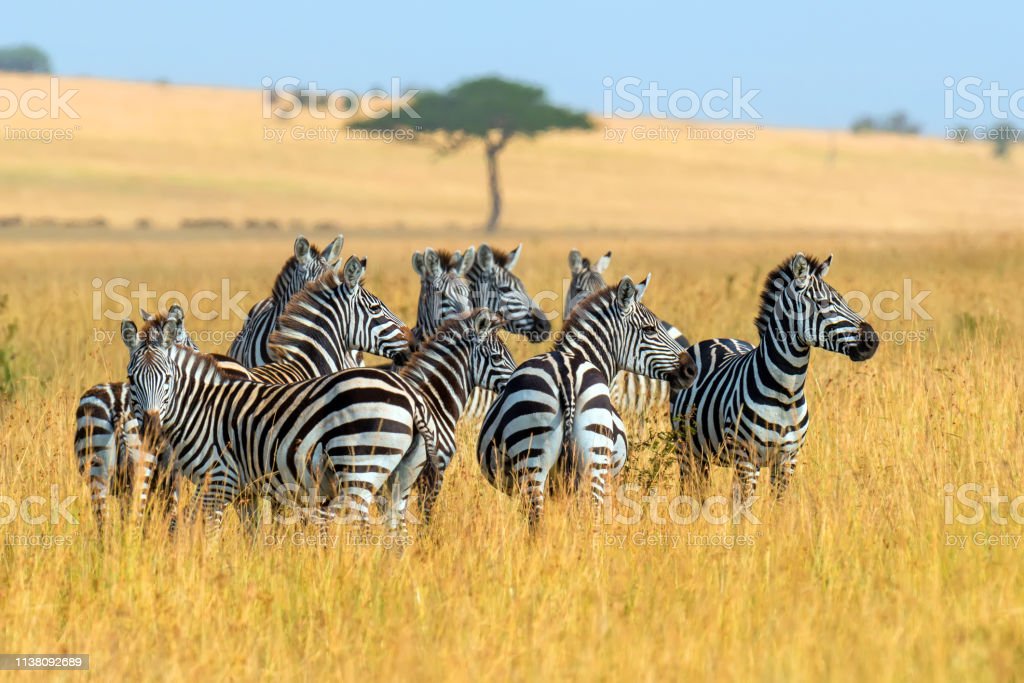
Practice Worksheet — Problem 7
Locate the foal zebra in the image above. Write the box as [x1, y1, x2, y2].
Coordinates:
[228, 234, 344, 367]
[477, 275, 697, 528]
[462, 243, 552, 419]
[74, 305, 203, 527]
[122, 286, 414, 533]
[565, 249, 690, 415]
[670, 253, 878, 509]
[410, 247, 475, 344]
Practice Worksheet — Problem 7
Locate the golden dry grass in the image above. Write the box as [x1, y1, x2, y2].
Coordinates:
[0, 228, 1022, 681]
[1, 73, 1024, 233]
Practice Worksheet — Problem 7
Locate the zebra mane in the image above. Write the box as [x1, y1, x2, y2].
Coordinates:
[433, 249, 460, 270]
[559, 286, 614, 342]
[397, 314, 476, 382]
[754, 253, 825, 335]
[174, 346, 248, 382]
[270, 242, 325, 302]
[488, 248, 515, 268]
[266, 267, 350, 361]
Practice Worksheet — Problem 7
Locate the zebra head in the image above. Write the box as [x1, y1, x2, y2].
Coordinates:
[611, 275, 697, 390]
[269, 255, 414, 367]
[566, 249, 611, 319]
[464, 308, 517, 393]
[759, 253, 879, 362]
[411, 247, 475, 342]
[467, 243, 552, 342]
[272, 234, 344, 304]
[121, 309, 187, 445]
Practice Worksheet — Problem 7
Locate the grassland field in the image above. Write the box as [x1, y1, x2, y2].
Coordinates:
[0, 74, 1022, 681]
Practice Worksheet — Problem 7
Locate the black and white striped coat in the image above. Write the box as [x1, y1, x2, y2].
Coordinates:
[478, 275, 696, 528]
[565, 249, 690, 415]
[228, 234, 344, 368]
[122, 279, 415, 532]
[670, 253, 878, 508]
[410, 247, 475, 344]
[74, 305, 207, 527]
[130, 257, 414, 527]
[462, 243, 552, 419]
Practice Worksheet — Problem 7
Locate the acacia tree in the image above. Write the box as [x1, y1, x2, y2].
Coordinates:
[351, 76, 592, 232]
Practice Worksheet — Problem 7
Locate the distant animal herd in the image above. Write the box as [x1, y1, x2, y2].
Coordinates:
[75, 236, 878, 537]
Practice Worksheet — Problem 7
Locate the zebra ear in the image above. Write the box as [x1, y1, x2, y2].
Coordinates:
[791, 253, 810, 288]
[294, 236, 312, 264]
[322, 235, 344, 265]
[411, 251, 425, 276]
[342, 255, 366, 288]
[121, 320, 139, 349]
[569, 249, 583, 274]
[140, 308, 154, 322]
[477, 244, 495, 271]
[471, 308, 496, 336]
[167, 304, 185, 323]
[505, 243, 522, 271]
[634, 273, 651, 303]
[815, 254, 833, 278]
[424, 248, 442, 277]
[161, 318, 180, 347]
[457, 246, 475, 276]
[615, 276, 638, 309]
[595, 251, 612, 273]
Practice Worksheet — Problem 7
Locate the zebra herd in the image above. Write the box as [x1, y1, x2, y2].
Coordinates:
[74, 235, 878, 539]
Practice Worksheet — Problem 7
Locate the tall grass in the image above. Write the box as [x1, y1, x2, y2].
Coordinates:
[0, 231, 1021, 681]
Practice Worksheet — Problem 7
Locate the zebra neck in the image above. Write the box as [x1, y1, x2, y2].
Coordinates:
[165, 352, 234, 446]
[402, 346, 472, 426]
[557, 314, 617, 382]
[756, 316, 811, 397]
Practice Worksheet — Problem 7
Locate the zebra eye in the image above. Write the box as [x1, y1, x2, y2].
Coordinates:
[642, 324, 658, 334]
[368, 300, 382, 311]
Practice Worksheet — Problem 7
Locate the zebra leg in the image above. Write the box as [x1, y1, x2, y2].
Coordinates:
[732, 455, 761, 516]
[770, 453, 798, 500]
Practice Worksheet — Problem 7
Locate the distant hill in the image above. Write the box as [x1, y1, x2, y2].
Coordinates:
[0, 73, 1021, 234]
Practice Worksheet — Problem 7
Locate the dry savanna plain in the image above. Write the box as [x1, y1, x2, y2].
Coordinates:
[0, 75, 1022, 681]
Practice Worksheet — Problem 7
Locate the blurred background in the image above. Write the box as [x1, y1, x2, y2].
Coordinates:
[0, 0, 1022, 236]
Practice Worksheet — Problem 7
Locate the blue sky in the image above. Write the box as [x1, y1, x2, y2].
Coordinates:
[3, 0, 1021, 135]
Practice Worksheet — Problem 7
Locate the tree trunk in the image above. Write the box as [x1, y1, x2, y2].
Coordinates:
[485, 143, 502, 233]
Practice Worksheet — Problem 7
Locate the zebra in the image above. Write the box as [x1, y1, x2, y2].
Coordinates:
[361, 309, 517, 533]
[132, 256, 415, 526]
[477, 274, 697, 528]
[228, 234, 344, 368]
[462, 243, 552, 419]
[410, 247, 475, 344]
[74, 305, 206, 529]
[566, 248, 690, 415]
[670, 252, 878, 510]
[121, 265, 416, 534]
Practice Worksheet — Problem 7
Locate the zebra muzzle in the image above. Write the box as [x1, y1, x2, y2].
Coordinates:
[668, 353, 698, 390]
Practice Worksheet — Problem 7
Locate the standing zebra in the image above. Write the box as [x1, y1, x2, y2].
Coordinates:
[565, 249, 690, 415]
[132, 256, 414, 525]
[670, 253, 878, 509]
[478, 275, 697, 528]
[121, 272, 415, 533]
[410, 247, 475, 344]
[74, 305, 207, 528]
[362, 310, 516, 533]
[462, 243, 552, 419]
[228, 234, 344, 367]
